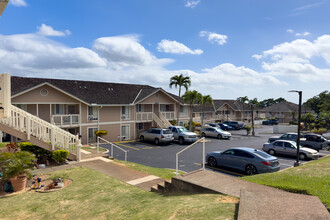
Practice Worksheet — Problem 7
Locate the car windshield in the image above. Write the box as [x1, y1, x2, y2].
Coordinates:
[178, 127, 189, 132]
[215, 127, 224, 132]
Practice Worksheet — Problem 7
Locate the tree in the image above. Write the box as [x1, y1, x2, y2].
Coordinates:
[304, 90, 330, 114]
[198, 94, 213, 127]
[169, 74, 191, 125]
[183, 90, 201, 131]
[236, 96, 249, 104]
[301, 113, 316, 131]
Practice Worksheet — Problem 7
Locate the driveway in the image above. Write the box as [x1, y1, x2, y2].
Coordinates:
[99, 126, 329, 177]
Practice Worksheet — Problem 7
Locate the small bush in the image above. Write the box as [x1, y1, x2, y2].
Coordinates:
[194, 122, 202, 127]
[19, 142, 52, 159]
[311, 128, 327, 135]
[52, 150, 69, 164]
[245, 125, 252, 135]
[50, 173, 69, 181]
[95, 130, 108, 137]
[289, 121, 298, 125]
[169, 120, 177, 125]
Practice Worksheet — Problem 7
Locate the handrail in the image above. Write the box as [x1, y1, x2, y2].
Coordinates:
[0, 105, 80, 159]
[159, 112, 172, 128]
[176, 137, 206, 176]
[136, 112, 153, 122]
[97, 136, 127, 161]
[152, 113, 167, 128]
[52, 114, 80, 126]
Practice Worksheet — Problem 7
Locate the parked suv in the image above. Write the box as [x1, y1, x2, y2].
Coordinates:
[262, 119, 279, 125]
[140, 128, 174, 145]
[168, 126, 198, 145]
[223, 121, 245, 130]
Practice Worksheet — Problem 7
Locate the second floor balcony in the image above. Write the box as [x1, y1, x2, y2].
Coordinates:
[52, 114, 79, 127]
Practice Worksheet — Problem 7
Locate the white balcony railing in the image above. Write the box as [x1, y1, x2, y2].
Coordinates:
[52, 114, 79, 126]
[136, 112, 153, 122]
[160, 111, 175, 120]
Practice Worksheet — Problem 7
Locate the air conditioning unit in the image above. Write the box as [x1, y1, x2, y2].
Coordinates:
[88, 116, 98, 121]
[121, 116, 126, 119]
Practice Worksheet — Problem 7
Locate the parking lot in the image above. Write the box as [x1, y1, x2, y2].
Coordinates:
[100, 126, 330, 177]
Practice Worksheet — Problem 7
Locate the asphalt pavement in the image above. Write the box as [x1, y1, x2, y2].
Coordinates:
[99, 125, 330, 177]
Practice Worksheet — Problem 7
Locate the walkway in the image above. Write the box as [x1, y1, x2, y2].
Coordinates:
[174, 169, 329, 220]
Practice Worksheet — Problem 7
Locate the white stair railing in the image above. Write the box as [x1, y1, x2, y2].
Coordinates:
[0, 104, 81, 160]
[176, 137, 206, 176]
[152, 113, 167, 128]
[97, 136, 127, 161]
[159, 113, 172, 128]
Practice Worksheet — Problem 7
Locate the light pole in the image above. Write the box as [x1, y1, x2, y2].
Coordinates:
[251, 104, 255, 136]
[288, 90, 302, 167]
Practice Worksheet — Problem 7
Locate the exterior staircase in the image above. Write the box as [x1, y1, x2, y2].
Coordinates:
[152, 113, 172, 129]
[0, 73, 81, 161]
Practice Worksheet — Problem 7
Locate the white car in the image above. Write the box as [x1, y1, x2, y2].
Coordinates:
[201, 127, 231, 139]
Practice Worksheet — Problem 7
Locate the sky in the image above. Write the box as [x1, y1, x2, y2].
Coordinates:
[0, 0, 330, 103]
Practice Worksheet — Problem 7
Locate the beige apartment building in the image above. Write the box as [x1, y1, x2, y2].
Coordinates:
[10, 76, 191, 144]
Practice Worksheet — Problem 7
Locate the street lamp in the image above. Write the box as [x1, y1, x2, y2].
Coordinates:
[288, 90, 302, 167]
[0, 0, 9, 16]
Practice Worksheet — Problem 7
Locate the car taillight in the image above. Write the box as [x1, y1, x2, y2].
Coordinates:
[161, 135, 164, 138]
[262, 161, 272, 166]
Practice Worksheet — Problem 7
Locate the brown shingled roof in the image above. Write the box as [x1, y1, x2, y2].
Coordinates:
[11, 76, 182, 105]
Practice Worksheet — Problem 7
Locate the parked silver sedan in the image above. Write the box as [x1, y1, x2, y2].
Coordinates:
[140, 128, 174, 145]
[201, 127, 231, 139]
[262, 140, 319, 160]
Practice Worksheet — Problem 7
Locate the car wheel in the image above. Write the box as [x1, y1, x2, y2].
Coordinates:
[179, 137, 184, 145]
[217, 134, 222, 139]
[154, 138, 159, 145]
[201, 132, 206, 137]
[208, 157, 217, 167]
[268, 149, 276, 156]
[140, 136, 144, 142]
[245, 164, 257, 175]
[299, 153, 307, 160]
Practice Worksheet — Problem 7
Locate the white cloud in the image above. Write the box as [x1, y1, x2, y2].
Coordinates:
[93, 35, 173, 67]
[286, 29, 294, 33]
[9, 0, 27, 7]
[157, 39, 203, 55]
[185, 0, 201, 8]
[37, 24, 71, 37]
[253, 35, 330, 82]
[199, 31, 228, 45]
[295, 32, 310, 37]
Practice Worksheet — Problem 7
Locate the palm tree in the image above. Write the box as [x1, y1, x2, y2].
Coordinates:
[169, 74, 191, 125]
[183, 90, 201, 131]
[198, 95, 213, 127]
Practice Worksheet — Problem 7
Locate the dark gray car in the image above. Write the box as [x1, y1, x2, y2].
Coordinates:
[206, 147, 280, 175]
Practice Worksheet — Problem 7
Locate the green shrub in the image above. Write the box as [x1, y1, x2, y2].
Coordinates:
[289, 121, 298, 125]
[245, 125, 252, 135]
[19, 142, 52, 159]
[50, 172, 69, 181]
[169, 120, 177, 125]
[52, 150, 69, 164]
[194, 122, 202, 127]
[95, 130, 108, 137]
[311, 128, 327, 135]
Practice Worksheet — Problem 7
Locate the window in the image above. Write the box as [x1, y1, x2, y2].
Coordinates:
[121, 125, 130, 140]
[55, 104, 65, 115]
[160, 104, 170, 112]
[179, 106, 188, 116]
[136, 104, 144, 112]
[235, 150, 254, 158]
[284, 142, 293, 148]
[138, 123, 143, 130]
[88, 127, 98, 143]
[40, 89, 48, 96]
[273, 141, 283, 147]
[223, 149, 235, 155]
[121, 106, 130, 120]
[15, 104, 27, 111]
[88, 106, 98, 120]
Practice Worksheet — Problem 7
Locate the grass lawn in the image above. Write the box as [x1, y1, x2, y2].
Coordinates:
[241, 156, 330, 210]
[0, 167, 237, 219]
[81, 146, 108, 152]
[112, 159, 185, 180]
[0, 142, 9, 148]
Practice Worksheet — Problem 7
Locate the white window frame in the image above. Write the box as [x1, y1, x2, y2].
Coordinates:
[88, 106, 98, 121]
[179, 106, 188, 116]
[121, 106, 130, 120]
[87, 127, 98, 144]
[121, 124, 130, 140]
